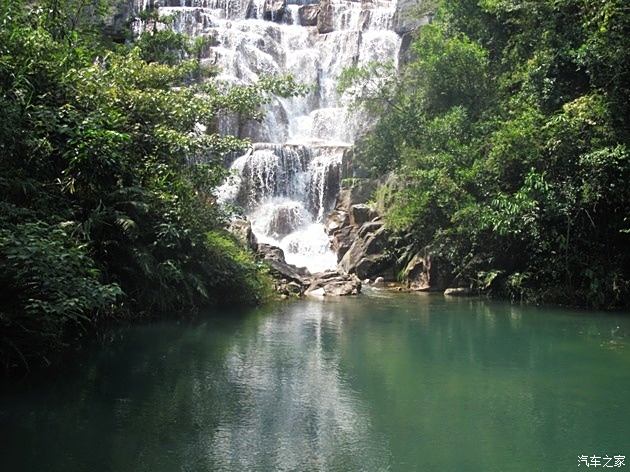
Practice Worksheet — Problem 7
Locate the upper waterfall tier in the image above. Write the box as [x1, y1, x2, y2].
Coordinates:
[136, 0, 411, 271]
[141, 0, 404, 146]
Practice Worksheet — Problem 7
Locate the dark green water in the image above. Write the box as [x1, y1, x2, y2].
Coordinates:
[1, 292, 629, 471]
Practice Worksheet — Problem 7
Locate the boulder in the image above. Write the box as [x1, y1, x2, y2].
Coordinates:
[257, 243, 286, 262]
[339, 238, 392, 280]
[298, 4, 319, 26]
[257, 243, 310, 285]
[353, 254, 392, 280]
[444, 287, 474, 297]
[266, 204, 306, 239]
[228, 218, 258, 251]
[350, 204, 378, 226]
[306, 271, 361, 296]
[401, 251, 447, 292]
[263, 0, 286, 22]
[317, 0, 334, 33]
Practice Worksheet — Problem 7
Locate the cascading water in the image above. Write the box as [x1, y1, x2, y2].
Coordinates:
[138, 0, 411, 272]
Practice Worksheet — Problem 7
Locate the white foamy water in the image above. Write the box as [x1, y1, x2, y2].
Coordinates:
[137, 0, 405, 272]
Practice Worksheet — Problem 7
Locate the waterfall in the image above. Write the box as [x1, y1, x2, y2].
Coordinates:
[139, 0, 407, 272]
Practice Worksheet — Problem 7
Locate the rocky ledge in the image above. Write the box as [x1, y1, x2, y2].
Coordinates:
[229, 217, 361, 298]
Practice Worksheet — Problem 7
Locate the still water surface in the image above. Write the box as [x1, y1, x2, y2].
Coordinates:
[1, 292, 629, 471]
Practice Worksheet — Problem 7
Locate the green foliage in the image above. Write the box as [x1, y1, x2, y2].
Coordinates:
[0, 218, 121, 370]
[347, 0, 630, 308]
[205, 231, 274, 305]
[0, 0, 302, 372]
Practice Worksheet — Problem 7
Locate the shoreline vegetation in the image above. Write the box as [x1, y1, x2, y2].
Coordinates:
[341, 0, 629, 310]
[0, 0, 306, 374]
[1, 0, 629, 375]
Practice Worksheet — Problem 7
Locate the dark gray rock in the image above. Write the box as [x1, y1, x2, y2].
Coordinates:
[257, 243, 310, 285]
[331, 225, 355, 262]
[362, 226, 389, 255]
[353, 254, 392, 280]
[266, 205, 305, 239]
[317, 0, 334, 33]
[263, 0, 286, 22]
[350, 204, 378, 226]
[392, 0, 431, 34]
[336, 179, 377, 209]
[324, 209, 350, 235]
[339, 237, 392, 280]
[298, 4, 319, 26]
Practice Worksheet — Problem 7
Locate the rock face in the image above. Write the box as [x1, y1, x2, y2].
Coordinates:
[298, 4, 319, 26]
[317, 0, 334, 33]
[324, 178, 396, 280]
[263, 0, 287, 22]
[256, 240, 363, 298]
[392, 0, 431, 34]
[351, 204, 378, 226]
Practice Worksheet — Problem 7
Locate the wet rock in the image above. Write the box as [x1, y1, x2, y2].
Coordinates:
[263, 0, 286, 22]
[228, 218, 258, 251]
[353, 254, 392, 280]
[298, 4, 319, 26]
[317, 0, 334, 33]
[286, 281, 303, 295]
[266, 204, 306, 239]
[324, 209, 350, 235]
[306, 271, 361, 296]
[257, 243, 310, 285]
[444, 287, 474, 297]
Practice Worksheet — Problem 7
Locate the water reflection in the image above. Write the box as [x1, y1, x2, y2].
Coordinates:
[208, 302, 389, 471]
[1, 295, 629, 472]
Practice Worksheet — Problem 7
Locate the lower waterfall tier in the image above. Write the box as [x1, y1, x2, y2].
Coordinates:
[218, 143, 348, 272]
